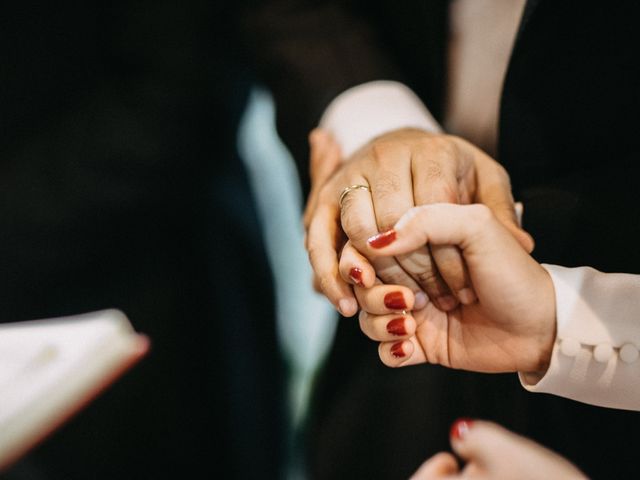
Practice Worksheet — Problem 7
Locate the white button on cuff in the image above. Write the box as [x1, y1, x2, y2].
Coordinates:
[620, 343, 639, 364]
[560, 338, 581, 357]
[593, 343, 614, 363]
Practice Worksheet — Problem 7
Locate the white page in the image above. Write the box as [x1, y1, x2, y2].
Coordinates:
[0, 309, 148, 471]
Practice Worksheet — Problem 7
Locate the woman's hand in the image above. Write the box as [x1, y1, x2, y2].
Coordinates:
[410, 419, 587, 480]
[342, 203, 555, 375]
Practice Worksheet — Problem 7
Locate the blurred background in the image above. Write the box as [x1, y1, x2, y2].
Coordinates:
[1, 2, 336, 479]
[6, 3, 640, 480]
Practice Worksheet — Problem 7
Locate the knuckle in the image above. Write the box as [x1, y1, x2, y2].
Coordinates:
[423, 157, 444, 180]
[415, 269, 442, 289]
[370, 141, 410, 167]
[306, 242, 330, 269]
[422, 134, 448, 150]
[341, 214, 370, 244]
[317, 274, 335, 297]
[397, 248, 431, 271]
[371, 141, 394, 162]
[418, 177, 458, 204]
[376, 264, 411, 286]
[442, 133, 462, 148]
[425, 135, 458, 157]
[372, 170, 402, 199]
[306, 245, 320, 266]
[433, 180, 459, 203]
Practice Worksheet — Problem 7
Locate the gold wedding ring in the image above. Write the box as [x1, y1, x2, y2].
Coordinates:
[339, 184, 371, 208]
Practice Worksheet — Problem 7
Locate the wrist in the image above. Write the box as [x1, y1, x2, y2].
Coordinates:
[526, 267, 557, 377]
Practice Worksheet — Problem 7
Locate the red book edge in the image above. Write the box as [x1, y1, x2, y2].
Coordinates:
[0, 335, 151, 472]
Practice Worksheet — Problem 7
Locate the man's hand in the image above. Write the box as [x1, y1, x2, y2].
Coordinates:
[304, 127, 533, 317]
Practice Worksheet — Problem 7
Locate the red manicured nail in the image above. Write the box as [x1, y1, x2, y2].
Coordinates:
[384, 291, 407, 310]
[349, 267, 364, 286]
[390, 341, 405, 358]
[386, 317, 407, 336]
[368, 229, 397, 248]
[450, 418, 474, 441]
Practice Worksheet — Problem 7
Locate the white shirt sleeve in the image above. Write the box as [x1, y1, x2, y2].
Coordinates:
[319, 80, 442, 158]
[520, 264, 640, 411]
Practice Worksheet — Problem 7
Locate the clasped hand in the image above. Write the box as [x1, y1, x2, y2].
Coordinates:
[305, 128, 553, 376]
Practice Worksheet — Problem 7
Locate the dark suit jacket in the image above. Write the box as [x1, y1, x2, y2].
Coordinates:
[246, 1, 640, 478]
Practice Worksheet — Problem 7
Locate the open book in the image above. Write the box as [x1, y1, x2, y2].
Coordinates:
[0, 309, 149, 471]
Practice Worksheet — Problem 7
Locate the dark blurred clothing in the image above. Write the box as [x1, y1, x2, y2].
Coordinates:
[1, 2, 284, 479]
[246, 1, 640, 479]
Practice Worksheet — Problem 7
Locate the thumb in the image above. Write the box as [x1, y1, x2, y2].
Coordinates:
[449, 419, 520, 467]
[366, 203, 510, 259]
[409, 452, 460, 479]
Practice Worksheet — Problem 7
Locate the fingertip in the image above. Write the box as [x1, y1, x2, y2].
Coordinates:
[390, 339, 413, 360]
[456, 287, 477, 306]
[348, 267, 365, 287]
[339, 241, 377, 288]
[384, 290, 414, 311]
[378, 341, 409, 367]
[338, 297, 358, 317]
[448, 419, 512, 464]
[342, 263, 375, 288]
[435, 294, 458, 312]
[409, 452, 459, 479]
[361, 272, 376, 289]
[450, 418, 475, 443]
[414, 291, 429, 310]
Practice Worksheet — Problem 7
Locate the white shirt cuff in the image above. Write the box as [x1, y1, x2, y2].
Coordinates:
[520, 264, 640, 411]
[319, 81, 442, 158]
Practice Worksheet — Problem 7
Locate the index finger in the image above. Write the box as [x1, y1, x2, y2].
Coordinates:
[307, 201, 358, 316]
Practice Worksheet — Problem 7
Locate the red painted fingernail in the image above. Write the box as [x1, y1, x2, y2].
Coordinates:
[450, 418, 474, 441]
[349, 267, 364, 286]
[390, 341, 405, 358]
[384, 291, 407, 310]
[386, 317, 407, 336]
[368, 229, 397, 248]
